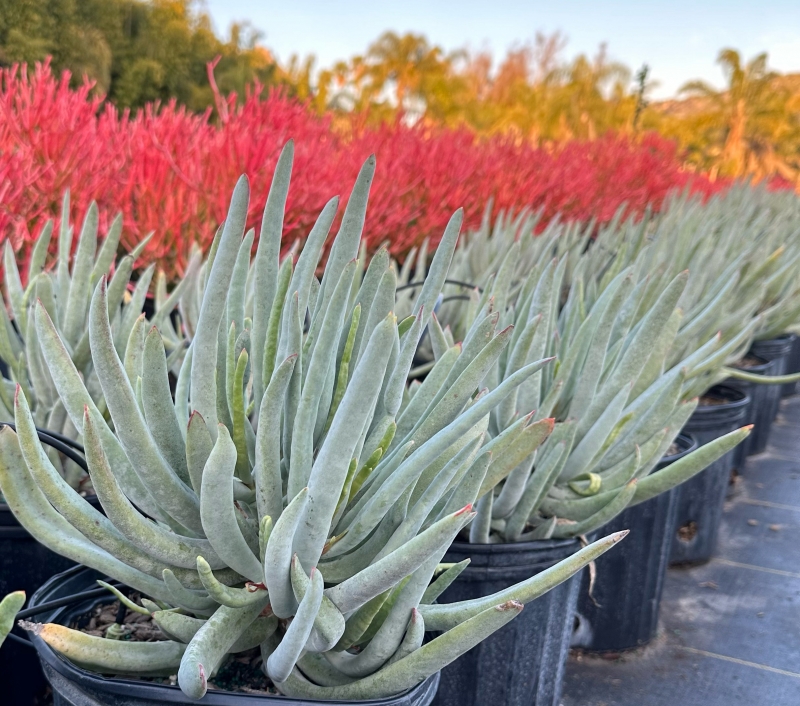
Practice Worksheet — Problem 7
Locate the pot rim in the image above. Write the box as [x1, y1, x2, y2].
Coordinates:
[447, 535, 583, 554]
[660, 433, 698, 465]
[756, 332, 795, 343]
[695, 384, 750, 411]
[733, 353, 771, 373]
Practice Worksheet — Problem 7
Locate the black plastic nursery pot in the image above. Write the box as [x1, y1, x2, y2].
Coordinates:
[28, 566, 440, 706]
[751, 334, 793, 423]
[781, 333, 800, 397]
[433, 537, 584, 706]
[725, 354, 776, 459]
[669, 386, 749, 566]
[572, 434, 697, 653]
[1, 496, 102, 706]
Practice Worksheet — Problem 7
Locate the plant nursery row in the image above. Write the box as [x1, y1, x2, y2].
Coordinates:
[1, 139, 799, 706]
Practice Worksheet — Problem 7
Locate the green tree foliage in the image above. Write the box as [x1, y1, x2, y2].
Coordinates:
[0, 0, 280, 109]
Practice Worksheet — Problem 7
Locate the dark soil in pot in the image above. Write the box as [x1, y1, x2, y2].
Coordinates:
[751, 334, 793, 423]
[670, 386, 749, 566]
[433, 537, 584, 706]
[28, 566, 440, 706]
[0, 495, 102, 706]
[725, 354, 775, 458]
[572, 434, 698, 653]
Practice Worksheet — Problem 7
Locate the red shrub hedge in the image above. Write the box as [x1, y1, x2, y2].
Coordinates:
[1, 61, 725, 282]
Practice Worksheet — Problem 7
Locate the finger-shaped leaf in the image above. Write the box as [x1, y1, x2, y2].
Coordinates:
[267, 567, 324, 684]
[294, 314, 397, 570]
[251, 144, 293, 401]
[26, 623, 185, 676]
[0, 591, 25, 647]
[631, 426, 751, 506]
[143, 327, 191, 484]
[200, 425, 262, 581]
[265, 488, 308, 618]
[191, 176, 249, 437]
[178, 598, 268, 699]
[90, 280, 201, 532]
[420, 531, 627, 631]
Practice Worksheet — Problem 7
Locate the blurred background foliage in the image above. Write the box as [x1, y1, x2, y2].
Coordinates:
[0, 0, 277, 109]
[0, 0, 798, 185]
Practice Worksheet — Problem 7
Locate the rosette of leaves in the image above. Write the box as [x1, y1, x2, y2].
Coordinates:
[421, 242, 751, 543]
[0, 144, 625, 700]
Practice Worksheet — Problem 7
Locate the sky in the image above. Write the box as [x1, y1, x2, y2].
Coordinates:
[203, 0, 800, 99]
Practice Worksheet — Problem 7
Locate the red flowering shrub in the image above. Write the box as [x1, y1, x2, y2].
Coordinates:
[1, 61, 729, 282]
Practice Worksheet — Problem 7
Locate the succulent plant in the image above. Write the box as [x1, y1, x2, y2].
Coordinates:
[0, 194, 186, 489]
[384, 187, 800, 546]
[561, 186, 800, 389]
[414, 233, 751, 543]
[434, 185, 800, 389]
[0, 144, 625, 700]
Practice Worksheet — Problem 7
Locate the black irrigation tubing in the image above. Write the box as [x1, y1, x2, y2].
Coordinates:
[6, 632, 33, 647]
[10, 581, 125, 648]
[0, 421, 88, 472]
[395, 278, 482, 294]
[15, 582, 125, 621]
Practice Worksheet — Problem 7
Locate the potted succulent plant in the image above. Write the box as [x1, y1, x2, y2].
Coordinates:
[424, 185, 800, 664]
[412, 234, 750, 702]
[0, 145, 625, 704]
[0, 193, 183, 700]
[725, 354, 775, 458]
[670, 385, 749, 565]
[402, 183, 800, 686]
[780, 333, 800, 397]
[573, 433, 696, 652]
